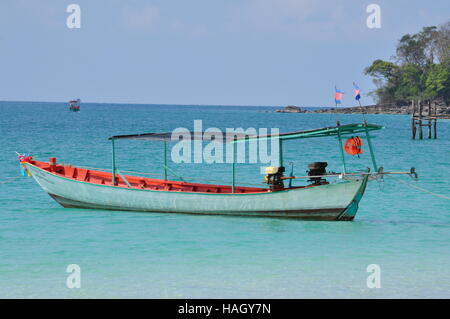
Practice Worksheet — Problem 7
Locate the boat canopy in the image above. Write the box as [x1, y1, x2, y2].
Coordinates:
[108, 123, 384, 143]
[233, 123, 383, 143]
[108, 132, 250, 142]
[107, 121, 383, 190]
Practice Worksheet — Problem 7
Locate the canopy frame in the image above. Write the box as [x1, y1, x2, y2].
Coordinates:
[108, 122, 384, 190]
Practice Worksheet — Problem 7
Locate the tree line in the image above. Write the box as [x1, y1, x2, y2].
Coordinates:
[365, 20, 450, 106]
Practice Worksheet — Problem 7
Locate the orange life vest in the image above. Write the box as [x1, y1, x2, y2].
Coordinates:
[344, 136, 363, 155]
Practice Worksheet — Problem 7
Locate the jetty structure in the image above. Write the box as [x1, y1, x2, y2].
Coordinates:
[296, 100, 449, 139]
[411, 100, 450, 139]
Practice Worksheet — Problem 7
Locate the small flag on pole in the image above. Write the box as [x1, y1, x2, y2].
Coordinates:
[353, 82, 361, 100]
[334, 86, 344, 104]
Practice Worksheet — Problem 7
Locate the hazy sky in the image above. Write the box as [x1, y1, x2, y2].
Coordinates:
[1, 0, 449, 106]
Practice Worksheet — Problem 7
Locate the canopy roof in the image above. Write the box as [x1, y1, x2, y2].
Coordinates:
[108, 123, 384, 143]
[108, 131, 250, 142]
[237, 122, 384, 143]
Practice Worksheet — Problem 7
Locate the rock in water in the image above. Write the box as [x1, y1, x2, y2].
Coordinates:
[276, 105, 305, 113]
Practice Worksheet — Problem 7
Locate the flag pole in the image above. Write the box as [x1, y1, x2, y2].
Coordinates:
[334, 85, 340, 126]
[335, 99, 340, 126]
[358, 98, 366, 123]
[354, 82, 366, 123]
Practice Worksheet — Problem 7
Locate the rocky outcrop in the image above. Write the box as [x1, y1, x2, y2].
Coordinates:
[310, 101, 450, 115]
[312, 104, 411, 114]
[275, 105, 306, 113]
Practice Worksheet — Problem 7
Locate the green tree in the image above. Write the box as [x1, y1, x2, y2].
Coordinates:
[435, 22, 450, 63]
[365, 20, 450, 105]
[393, 64, 425, 103]
[364, 60, 399, 104]
[424, 61, 450, 104]
[364, 59, 398, 80]
[396, 26, 438, 67]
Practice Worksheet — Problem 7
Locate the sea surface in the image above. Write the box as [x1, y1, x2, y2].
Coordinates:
[0, 101, 449, 298]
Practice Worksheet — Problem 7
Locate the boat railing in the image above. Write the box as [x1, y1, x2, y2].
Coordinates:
[282, 167, 418, 181]
[71, 165, 266, 187]
[69, 164, 417, 189]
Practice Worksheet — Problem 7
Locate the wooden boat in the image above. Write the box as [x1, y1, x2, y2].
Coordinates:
[19, 122, 416, 220]
[69, 99, 80, 112]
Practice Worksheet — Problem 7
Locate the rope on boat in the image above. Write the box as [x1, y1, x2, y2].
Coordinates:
[387, 175, 450, 201]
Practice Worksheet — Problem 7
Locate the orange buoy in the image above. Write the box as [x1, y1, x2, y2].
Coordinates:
[344, 136, 363, 155]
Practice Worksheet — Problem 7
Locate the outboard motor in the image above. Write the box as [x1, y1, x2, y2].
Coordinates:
[264, 166, 285, 191]
[307, 162, 328, 185]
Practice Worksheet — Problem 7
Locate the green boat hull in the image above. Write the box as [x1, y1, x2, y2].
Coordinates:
[26, 163, 368, 221]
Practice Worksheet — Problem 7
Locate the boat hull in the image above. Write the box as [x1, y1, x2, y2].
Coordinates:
[25, 163, 368, 221]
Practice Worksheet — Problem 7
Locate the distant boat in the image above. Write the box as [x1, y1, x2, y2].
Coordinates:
[18, 122, 417, 221]
[68, 99, 80, 112]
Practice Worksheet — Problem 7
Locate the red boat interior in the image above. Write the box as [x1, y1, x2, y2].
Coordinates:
[26, 158, 273, 194]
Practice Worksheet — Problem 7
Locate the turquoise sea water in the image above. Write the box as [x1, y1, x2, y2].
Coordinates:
[0, 101, 449, 298]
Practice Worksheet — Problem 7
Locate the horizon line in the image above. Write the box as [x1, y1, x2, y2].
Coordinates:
[0, 99, 336, 108]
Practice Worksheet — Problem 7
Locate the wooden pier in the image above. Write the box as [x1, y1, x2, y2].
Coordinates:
[411, 100, 449, 139]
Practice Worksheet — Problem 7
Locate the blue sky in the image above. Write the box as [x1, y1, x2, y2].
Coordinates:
[0, 0, 449, 106]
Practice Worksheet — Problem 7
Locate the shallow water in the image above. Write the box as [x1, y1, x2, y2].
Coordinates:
[0, 101, 449, 298]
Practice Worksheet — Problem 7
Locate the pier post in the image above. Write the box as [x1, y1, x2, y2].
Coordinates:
[428, 120, 432, 139]
[433, 101, 437, 139]
[434, 118, 437, 139]
[411, 100, 416, 139]
[418, 100, 423, 139]
[427, 100, 432, 139]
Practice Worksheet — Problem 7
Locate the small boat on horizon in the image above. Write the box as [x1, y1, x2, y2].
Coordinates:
[68, 99, 81, 112]
[18, 122, 417, 221]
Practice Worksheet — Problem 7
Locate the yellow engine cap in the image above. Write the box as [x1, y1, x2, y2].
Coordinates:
[265, 166, 280, 174]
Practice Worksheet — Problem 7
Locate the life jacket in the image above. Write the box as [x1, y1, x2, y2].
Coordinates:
[344, 136, 363, 156]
